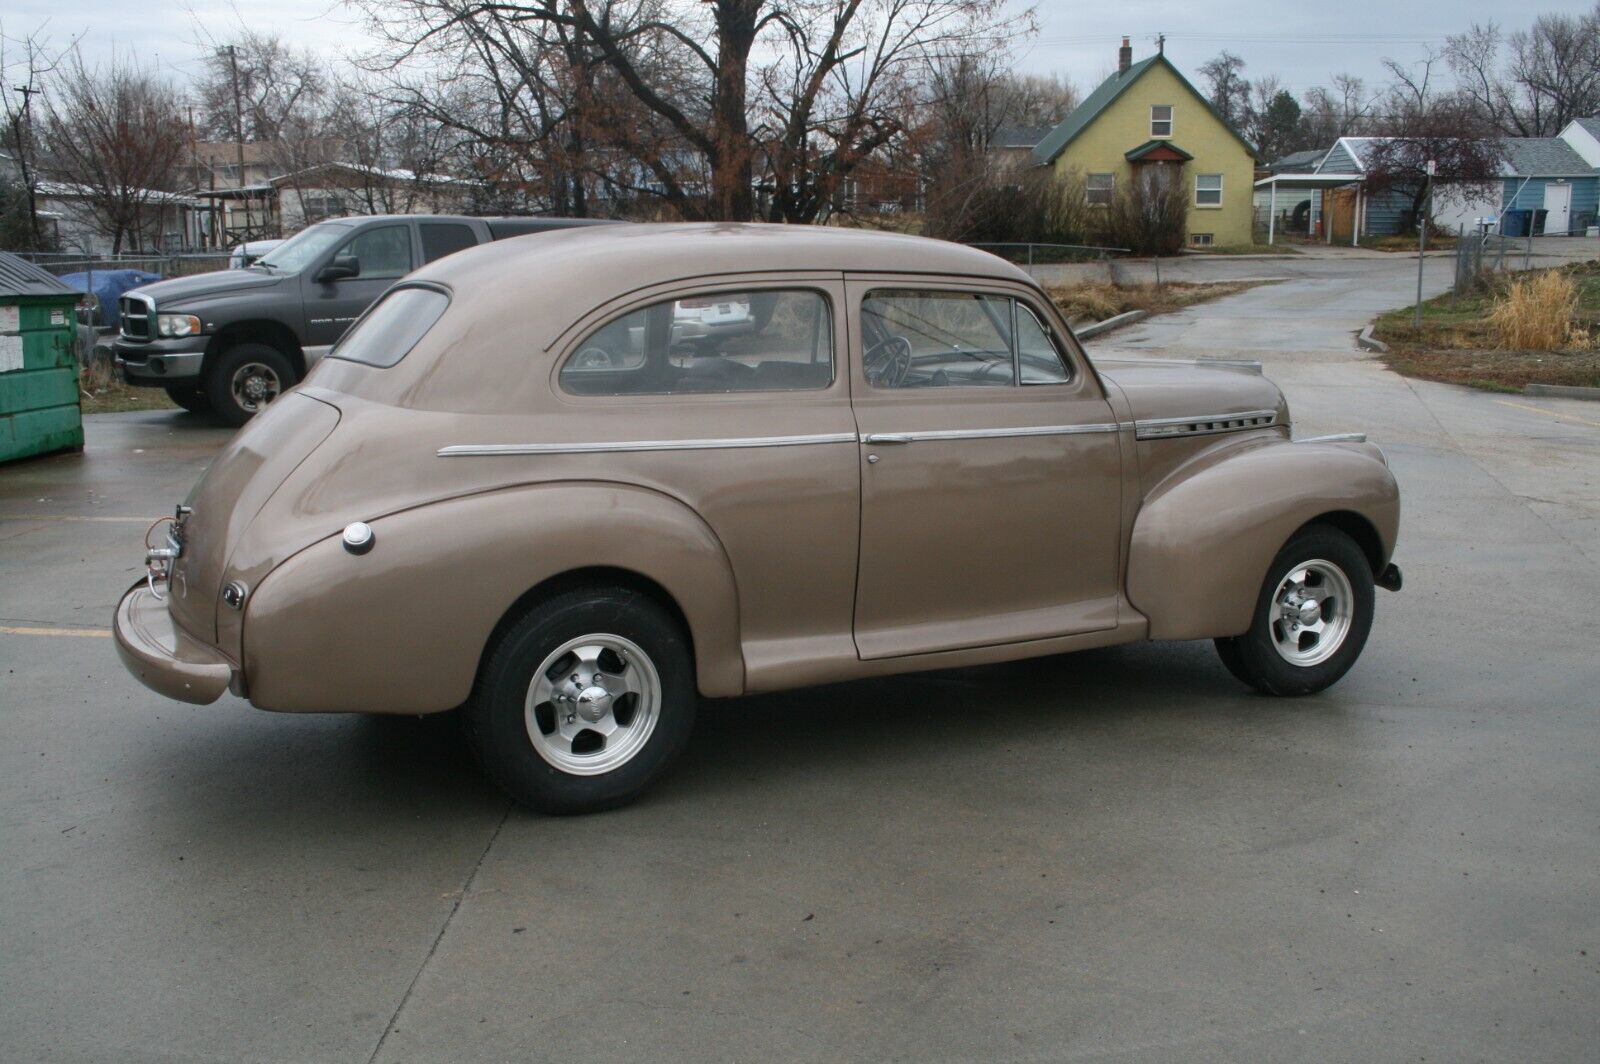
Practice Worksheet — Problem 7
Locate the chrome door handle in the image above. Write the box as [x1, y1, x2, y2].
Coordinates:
[862, 433, 912, 445]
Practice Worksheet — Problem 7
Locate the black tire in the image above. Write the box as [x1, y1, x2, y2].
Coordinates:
[164, 385, 212, 415]
[464, 588, 696, 814]
[1214, 525, 1375, 696]
[206, 343, 296, 427]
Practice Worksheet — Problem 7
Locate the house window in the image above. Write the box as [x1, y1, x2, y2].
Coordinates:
[1195, 173, 1223, 207]
[1151, 105, 1173, 137]
[1190, 233, 1214, 247]
[1086, 173, 1115, 206]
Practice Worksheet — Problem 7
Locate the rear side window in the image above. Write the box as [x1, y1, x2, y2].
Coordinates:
[420, 223, 477, 263]
[560, 289, 833, 396]
[329, 287, 450, 368]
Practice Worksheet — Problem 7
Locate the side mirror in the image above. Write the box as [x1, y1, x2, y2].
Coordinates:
[317, 255, 360, 283]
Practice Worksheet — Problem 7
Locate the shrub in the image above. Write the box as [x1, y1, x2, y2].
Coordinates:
[1487, 271, 1579, 350]
[1103, 164, 1189, 256]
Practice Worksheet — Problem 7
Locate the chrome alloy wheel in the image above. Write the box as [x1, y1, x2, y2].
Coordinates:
[1269, 558, 1354, 667]
[525, 634, 661, 775]
[230, 361, 282, 412]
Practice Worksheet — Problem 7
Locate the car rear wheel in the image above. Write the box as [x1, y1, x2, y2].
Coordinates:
[1214, 525, 1375, 696]
[164, 385, 212, 415]
[464, 588, 696, 814]
[206, 343, 295, 427]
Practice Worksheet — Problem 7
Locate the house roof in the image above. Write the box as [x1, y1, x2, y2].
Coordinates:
[0, 251, 83, 298]
[992, 125, 1056, 150]
[1574, 116, 1600, 140]
[1323, 135, 1595, 178]
[1031, 54, 1258, 166]
[1269, 148, 1327, 173]
[1500, 137, 1594, 177]
[1125, 139, 1194, 162]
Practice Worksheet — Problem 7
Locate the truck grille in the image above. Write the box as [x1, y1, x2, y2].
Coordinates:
[120, 294, 153, 341]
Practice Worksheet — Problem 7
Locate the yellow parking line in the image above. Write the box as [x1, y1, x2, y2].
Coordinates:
[0, 515, 154, 523]
[1493, 399, 1600, 429]
[0, 625, 112, 638]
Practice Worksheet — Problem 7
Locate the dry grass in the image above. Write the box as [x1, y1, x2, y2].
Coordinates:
[1486, 270, 1584, 350]
[1366, 233, 1461, 253]
[1045, 280, 1273, 326]
[1373, 260, 1600, 391]
[77, 359, 177, 414]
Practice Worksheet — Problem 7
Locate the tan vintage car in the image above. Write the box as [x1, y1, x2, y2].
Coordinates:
[115, 224, 1402, 812]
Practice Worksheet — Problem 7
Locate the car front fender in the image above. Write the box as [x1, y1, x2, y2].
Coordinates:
[241, 482, 743, 713]
[1127, 439, 1400, 640]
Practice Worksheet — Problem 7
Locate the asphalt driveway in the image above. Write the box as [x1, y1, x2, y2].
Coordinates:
[2, 245, 1597, 1062]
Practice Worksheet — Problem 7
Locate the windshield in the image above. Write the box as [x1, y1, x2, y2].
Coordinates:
[255, 222, 352, 273]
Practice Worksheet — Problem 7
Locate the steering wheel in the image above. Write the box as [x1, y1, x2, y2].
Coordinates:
[864, 336, 913, 388]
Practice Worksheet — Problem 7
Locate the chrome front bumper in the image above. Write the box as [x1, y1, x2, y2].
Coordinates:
[114, 336, 207, 384]
[113, 583, 233, 704]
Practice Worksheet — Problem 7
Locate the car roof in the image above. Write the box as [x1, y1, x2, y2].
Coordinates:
[410, 222, 1034, 349]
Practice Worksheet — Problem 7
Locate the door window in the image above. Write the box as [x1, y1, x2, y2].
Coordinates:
[335, 225, 413, 280]
[560, 289, 833, 395]
[860, 290, 1072, 388]
[420, 223, 477, 263]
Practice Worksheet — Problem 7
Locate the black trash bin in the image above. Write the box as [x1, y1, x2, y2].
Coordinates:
[1532, 208, 1549, 236]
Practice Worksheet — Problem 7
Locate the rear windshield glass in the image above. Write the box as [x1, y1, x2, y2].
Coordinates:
[329, 286, 449, 368]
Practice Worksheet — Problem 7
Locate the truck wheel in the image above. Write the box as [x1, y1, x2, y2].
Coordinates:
[1214, 525, 1375, 696]
[464, 588, 696, 814]
[164, 385, 212, 415]
[207, 343, 295, 427]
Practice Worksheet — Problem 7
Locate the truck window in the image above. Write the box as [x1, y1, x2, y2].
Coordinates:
[420, 223, 477, 264]
[334, 225, 413, 280]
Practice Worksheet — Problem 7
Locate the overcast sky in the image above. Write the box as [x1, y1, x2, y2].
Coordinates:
[7, 0, 1597, 104]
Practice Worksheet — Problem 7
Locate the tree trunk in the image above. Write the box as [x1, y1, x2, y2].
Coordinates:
[709, 1, 760, 221]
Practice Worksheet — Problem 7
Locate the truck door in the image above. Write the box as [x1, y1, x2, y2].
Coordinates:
[302, 223, 416, 350]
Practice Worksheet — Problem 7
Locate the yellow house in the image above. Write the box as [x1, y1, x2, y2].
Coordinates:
[1032, 41, 1260, 247]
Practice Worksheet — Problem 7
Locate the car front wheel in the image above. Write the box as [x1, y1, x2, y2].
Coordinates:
[464, 588, 696, 814]
[1214, 525, 1375, 696]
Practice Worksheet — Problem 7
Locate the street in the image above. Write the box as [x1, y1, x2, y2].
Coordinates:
[3, 247, 1598, 1062]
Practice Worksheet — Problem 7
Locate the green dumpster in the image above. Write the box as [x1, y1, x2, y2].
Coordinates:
[0, 252, 85, 463]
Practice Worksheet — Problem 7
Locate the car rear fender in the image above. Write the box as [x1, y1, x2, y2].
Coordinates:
[1127, 439, 1400, 640]
[242, 482, 743, 713]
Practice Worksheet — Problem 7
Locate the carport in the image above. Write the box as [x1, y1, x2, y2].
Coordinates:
[1254, 172, 1364, 245]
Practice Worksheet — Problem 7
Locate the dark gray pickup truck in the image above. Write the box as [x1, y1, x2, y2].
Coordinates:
[115, 214, 612, 424]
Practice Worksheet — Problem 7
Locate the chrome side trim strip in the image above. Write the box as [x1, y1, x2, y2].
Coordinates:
[1134, 409, 1278, 441]
[1295, 432, 1367, 444]
[438, 432, 860, 457]
[861, 423, 1120, 444]
[1095, 356, 1264, 374]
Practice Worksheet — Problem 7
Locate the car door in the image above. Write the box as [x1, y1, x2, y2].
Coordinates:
[846, 277, 1125, 660]
[302, 223, 417, 349]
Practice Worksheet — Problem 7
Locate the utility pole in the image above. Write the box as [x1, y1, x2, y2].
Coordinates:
[1414, 160, 1433, 328]
[11, 82, 42, 248]
[220, 44, 250, 242]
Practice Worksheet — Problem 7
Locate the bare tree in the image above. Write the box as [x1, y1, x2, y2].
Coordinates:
[0, 25, 69, 249]
[1446, 6, 1600, 136]
[1363, 53, 1504, 225]
[1301, 73, 1374, 145]
[352, 0, 1033, 222]
[39, 50, 188, 252]
[1197, 50, 1249, 127]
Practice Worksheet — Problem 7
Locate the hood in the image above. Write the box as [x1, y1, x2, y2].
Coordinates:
[1093, 358, 1287, 431]
[130, 267, 284, 310]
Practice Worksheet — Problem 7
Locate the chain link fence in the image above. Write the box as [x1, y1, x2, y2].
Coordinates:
[1451, 225, 1537, 300]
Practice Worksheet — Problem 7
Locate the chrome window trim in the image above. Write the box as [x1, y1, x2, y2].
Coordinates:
[438, 432, 859, 457]
[1134, 408, 1278, 440]
[862, 423, 1120, 444]
[1294, 432, 1367, 444]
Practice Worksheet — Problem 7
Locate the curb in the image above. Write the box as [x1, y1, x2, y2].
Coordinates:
[1524, 383, 1600, 401]
[1076, 309, 1147, 339]
[1356, 325, 1390, 354]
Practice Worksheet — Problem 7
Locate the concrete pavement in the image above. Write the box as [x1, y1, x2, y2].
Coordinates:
[2, 246, 1598, 1061]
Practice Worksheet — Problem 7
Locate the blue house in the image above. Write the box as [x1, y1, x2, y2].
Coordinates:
[1309, 132, 1598, 239]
